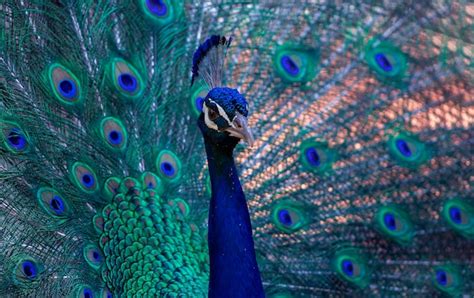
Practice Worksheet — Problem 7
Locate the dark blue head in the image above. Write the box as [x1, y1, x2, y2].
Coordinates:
[198, 87, 253, 149]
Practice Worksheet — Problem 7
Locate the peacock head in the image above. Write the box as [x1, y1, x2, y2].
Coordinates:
[198, 87, 254, 149]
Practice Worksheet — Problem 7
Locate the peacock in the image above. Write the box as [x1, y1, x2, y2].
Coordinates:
[192, 35, 264, 297]
[0, 0, 473, 297]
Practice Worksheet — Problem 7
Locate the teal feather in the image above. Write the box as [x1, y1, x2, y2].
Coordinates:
[0, 0, 472, 296]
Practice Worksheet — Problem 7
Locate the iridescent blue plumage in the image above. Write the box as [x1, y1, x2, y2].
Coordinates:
[436, 269, 447, 286]
[305, 147, 320, 167]
[383, 213, 397, 231]
[449, 207, 462, 225]
[117, 73, 138, 92]
[342, 260, 355, 277]
[194, 36, 263, 297]
[374, 53, 393, 72]
[160, 161, 175, 177]
[280, 55, 300, 76]
[278, 209, 292, 226]
[21, 261, 37, 279]
[202, 133, 264, 297]
[50, 196, 65, 214]
[7, 129, 27, 151]
[146, 0, 167, 17]
[205, 87, 249, 118]
[395, 139, 412, 157]
[58, 79, 77, 99]
[108, 130, 122, 144]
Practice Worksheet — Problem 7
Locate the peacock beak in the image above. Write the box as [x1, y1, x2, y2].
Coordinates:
[225, 113, 254, 147]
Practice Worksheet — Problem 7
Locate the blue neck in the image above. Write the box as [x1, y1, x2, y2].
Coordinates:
[204, 138, 264, 297]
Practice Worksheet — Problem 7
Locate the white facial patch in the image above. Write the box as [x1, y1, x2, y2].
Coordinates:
[203, 99, 234, 131]
[202, 103, 218, 131]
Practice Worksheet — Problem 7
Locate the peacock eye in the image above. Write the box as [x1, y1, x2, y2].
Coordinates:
[208, 109, 218, 121]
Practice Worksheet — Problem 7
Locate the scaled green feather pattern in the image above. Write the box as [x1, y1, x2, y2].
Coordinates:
[99, 177, 208, 296]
